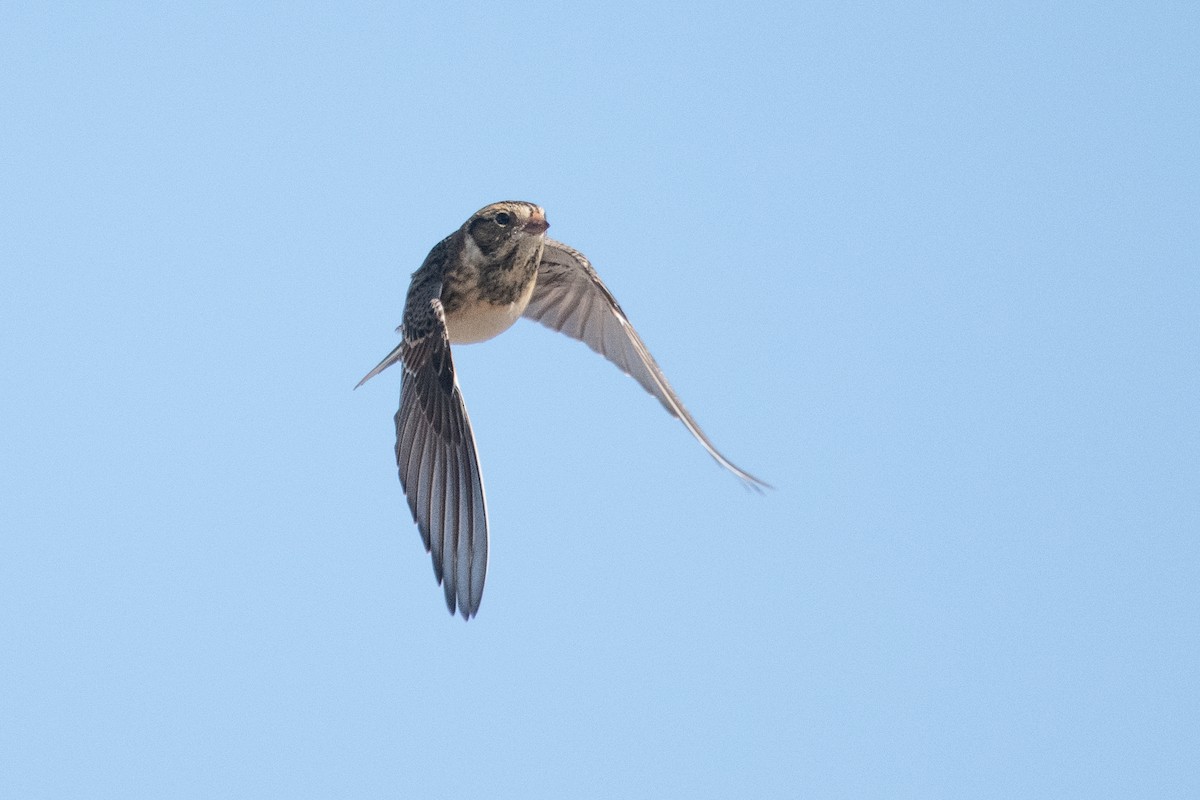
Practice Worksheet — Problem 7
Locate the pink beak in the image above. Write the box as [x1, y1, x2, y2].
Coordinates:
[522, 208, 549, 234]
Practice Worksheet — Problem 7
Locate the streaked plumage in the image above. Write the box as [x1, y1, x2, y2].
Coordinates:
[359, 201, 766, 619]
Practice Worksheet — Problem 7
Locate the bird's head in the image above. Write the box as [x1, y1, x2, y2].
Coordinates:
[462, 201, 549, 260]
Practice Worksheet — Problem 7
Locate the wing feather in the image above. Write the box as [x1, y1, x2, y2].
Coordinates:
[362, 288, 491, 618]
[524, 239, 769, 490]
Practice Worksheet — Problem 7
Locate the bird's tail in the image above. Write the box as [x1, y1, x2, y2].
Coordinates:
[354, 342, 404, 389]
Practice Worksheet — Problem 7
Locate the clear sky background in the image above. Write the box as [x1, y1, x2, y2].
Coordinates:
[2, 3, 1197, 798]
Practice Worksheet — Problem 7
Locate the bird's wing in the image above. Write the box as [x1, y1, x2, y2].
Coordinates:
[358, 281, 489, 618]
[523, 238, 768, 490]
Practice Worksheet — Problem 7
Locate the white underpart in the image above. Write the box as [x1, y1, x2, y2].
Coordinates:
[445, 282, 536, 344]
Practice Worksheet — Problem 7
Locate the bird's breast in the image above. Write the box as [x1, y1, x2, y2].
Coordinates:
[444, 277, 537, 344]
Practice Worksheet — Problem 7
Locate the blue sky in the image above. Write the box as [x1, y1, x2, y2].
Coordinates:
[1, 3, 1197, 798]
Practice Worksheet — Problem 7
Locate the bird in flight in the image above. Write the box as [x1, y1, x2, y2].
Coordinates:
[358, 201, 767, 619]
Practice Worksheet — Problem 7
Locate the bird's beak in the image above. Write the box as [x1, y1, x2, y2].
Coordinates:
[522, 208, 549, 234]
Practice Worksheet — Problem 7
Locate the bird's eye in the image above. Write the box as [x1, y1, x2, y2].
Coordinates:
[494, 212, 512, 226]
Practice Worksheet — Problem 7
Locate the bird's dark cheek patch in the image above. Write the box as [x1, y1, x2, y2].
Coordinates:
[468, 218, 502, 256]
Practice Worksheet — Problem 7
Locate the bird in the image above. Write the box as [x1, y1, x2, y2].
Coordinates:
[357, 201, 767, 619]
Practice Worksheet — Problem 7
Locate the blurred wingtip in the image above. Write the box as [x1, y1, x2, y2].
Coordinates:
[738, 473, 773, 494]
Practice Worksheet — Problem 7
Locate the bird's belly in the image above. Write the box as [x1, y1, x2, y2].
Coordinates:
[445, 291, 533, 344]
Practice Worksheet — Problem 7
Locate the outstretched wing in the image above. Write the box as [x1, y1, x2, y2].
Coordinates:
[358, 285, 489, 618]
[523, 238, 768, 490]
